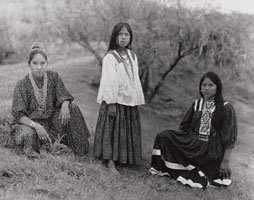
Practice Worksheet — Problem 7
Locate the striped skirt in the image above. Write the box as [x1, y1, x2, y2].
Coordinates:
[93, 102, 142, 165]
[150, 131, 232, 188]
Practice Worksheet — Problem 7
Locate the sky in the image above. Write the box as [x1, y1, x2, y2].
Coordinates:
[186, 0, 254, 14]
[1, 0, 254, 15]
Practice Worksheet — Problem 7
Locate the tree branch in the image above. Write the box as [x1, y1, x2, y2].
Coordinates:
[65, 26, 102, 66]
[182, 46, 199, 57]
[148, 44, 198, 100]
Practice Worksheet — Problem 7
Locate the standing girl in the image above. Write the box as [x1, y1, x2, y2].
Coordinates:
[94, 22, 145, 172]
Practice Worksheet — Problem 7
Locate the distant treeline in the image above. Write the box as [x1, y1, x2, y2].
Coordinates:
[1, 0, 254, 99]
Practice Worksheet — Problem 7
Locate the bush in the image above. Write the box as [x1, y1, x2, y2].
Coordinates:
[0, 18, 14, 64]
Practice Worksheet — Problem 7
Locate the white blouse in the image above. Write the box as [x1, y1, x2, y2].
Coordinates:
[97, 49, 145, 106]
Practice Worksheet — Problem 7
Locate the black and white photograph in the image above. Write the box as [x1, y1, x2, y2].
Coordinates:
[0, 0, 253, 199]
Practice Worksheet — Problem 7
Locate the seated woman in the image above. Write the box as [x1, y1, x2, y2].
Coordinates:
[9, 42, 90, 158]
[149, 72, 237, 188]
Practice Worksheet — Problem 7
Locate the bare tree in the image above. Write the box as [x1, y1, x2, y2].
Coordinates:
[49, 0, 252, 100]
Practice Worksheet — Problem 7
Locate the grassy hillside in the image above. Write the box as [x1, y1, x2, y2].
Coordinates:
[0, 54, 253, 200]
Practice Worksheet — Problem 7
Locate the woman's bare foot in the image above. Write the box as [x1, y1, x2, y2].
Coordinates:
[107, 160, 120, 176]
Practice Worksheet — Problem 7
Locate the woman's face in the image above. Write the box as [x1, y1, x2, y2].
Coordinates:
[29, 53, 48, 78]
[201, 78, 217, 100]
[116, 26, 130, 49]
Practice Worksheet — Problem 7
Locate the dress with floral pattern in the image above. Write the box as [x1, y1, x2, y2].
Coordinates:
[9, 70, 90, 156]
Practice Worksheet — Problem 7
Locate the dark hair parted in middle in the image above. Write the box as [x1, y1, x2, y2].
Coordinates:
[199, 71, 225, 132]
[107, 22, 133, 52]
[28, 42, 48, 64]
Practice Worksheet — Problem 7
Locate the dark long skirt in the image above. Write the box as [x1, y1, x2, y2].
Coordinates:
[93, 102, 142, 165]
[150, 131, 232, 188]
[7, 103, 90, 156]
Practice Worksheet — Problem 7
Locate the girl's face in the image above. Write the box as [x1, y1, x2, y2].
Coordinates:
[201, 78, 217, 100]
[116, 26, 130, 49]
[29, 53, 48, 78]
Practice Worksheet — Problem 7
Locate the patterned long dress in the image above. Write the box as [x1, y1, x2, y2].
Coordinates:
[9, 70, 90, 156]
[150, 98, 237, 188]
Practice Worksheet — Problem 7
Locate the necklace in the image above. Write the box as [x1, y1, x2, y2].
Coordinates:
[198, 100, 215, 141]
[116, 50, 136, 88]
[204, 100, 215, 109]
[117, 50, 127, 57]
[29, 72, 48, 114]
